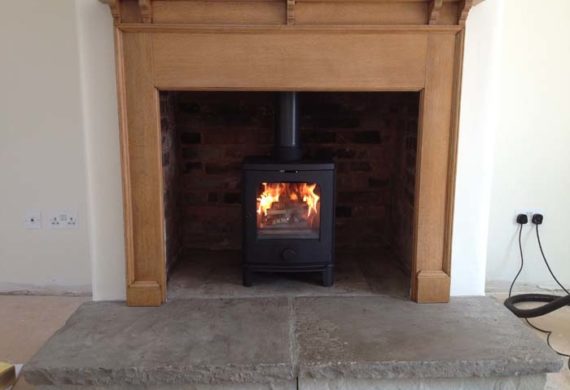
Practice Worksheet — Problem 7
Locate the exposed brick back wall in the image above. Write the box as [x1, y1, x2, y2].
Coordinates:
[160, 93, 183, 270]
[176, 93, 274, 251]
[389, 97, 419, 271]
[163, 92, 418, 267]
[301, 93, 418, 260]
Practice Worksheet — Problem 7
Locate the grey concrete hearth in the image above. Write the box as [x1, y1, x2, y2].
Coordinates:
[24, 297, 562, 390]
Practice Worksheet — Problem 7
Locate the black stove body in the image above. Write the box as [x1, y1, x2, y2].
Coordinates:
[242, 93, 336, 287]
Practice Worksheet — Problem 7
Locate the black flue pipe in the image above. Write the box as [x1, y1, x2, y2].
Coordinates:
[274, 92, 302, 161]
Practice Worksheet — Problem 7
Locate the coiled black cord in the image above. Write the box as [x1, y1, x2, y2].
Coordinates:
[504, 223, 570, 369]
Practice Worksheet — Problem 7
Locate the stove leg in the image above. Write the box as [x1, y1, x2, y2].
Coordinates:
[322, 267, 334, 287]
[243, 268, 253, 287]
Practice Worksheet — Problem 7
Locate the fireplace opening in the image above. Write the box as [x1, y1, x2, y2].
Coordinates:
[161, 91, 419, 298]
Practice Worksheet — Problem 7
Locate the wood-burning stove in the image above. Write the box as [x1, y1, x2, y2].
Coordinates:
[242, 93, 336, 287]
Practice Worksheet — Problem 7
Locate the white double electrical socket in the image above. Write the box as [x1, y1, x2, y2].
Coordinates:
[24, 210, 42, 229]
[47, 210, 78, 229]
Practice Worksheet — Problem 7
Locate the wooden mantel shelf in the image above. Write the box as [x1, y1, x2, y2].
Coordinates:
[101, 0, 480, 28]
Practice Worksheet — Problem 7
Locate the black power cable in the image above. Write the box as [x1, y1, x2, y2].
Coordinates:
[528, 225, 570, 369]
[536, 225, 570, 295]
[508, 224, 525, 299]
[504, 218, 570, 369]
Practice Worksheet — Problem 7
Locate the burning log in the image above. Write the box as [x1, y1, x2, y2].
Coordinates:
[264, 204, 309, 226]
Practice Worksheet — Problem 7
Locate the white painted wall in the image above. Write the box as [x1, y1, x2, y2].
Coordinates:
[3, 0, 567, 299]
[485, 0, 570, 290]
[74, 1, 126, 301]
[0, 0, 91, 294]
[450, 0, 503, 296]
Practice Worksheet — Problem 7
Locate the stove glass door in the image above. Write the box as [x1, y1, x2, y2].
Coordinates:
[256, 182, 321, 239]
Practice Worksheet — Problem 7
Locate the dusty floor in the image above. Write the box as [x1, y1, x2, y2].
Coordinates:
[1, 293, 568, 389]
[168, 249, 410, 299]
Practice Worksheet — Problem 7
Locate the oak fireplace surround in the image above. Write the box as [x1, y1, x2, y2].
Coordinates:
[102, 0, 476, 306]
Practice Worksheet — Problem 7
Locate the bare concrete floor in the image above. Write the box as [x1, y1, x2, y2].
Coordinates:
[0, 295, 89, 389]
[168, 249, 410, 300]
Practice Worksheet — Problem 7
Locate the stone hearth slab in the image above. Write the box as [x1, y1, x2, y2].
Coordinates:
[24, 296, 562, 389]
[294, 296, 563, 380]
[24, 298, 294, 388]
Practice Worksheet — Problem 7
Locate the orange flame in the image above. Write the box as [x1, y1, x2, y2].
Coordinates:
[257, 183, 282, 216]
[302, 183, 320, 217]
[256, 182, 320, 221]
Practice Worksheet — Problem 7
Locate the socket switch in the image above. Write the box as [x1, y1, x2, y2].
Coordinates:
[47, 210, 78, 229]
[24, 210, 42, 229]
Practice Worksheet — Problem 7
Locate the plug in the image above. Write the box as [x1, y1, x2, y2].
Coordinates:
[516, 214, 529, 224]
[532, 213, 544, 225]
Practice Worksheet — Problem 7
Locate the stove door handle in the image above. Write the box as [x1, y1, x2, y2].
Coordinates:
[281, 248, 297, 262]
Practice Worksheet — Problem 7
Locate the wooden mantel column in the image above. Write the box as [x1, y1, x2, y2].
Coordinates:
[101, 0, 478, 306]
